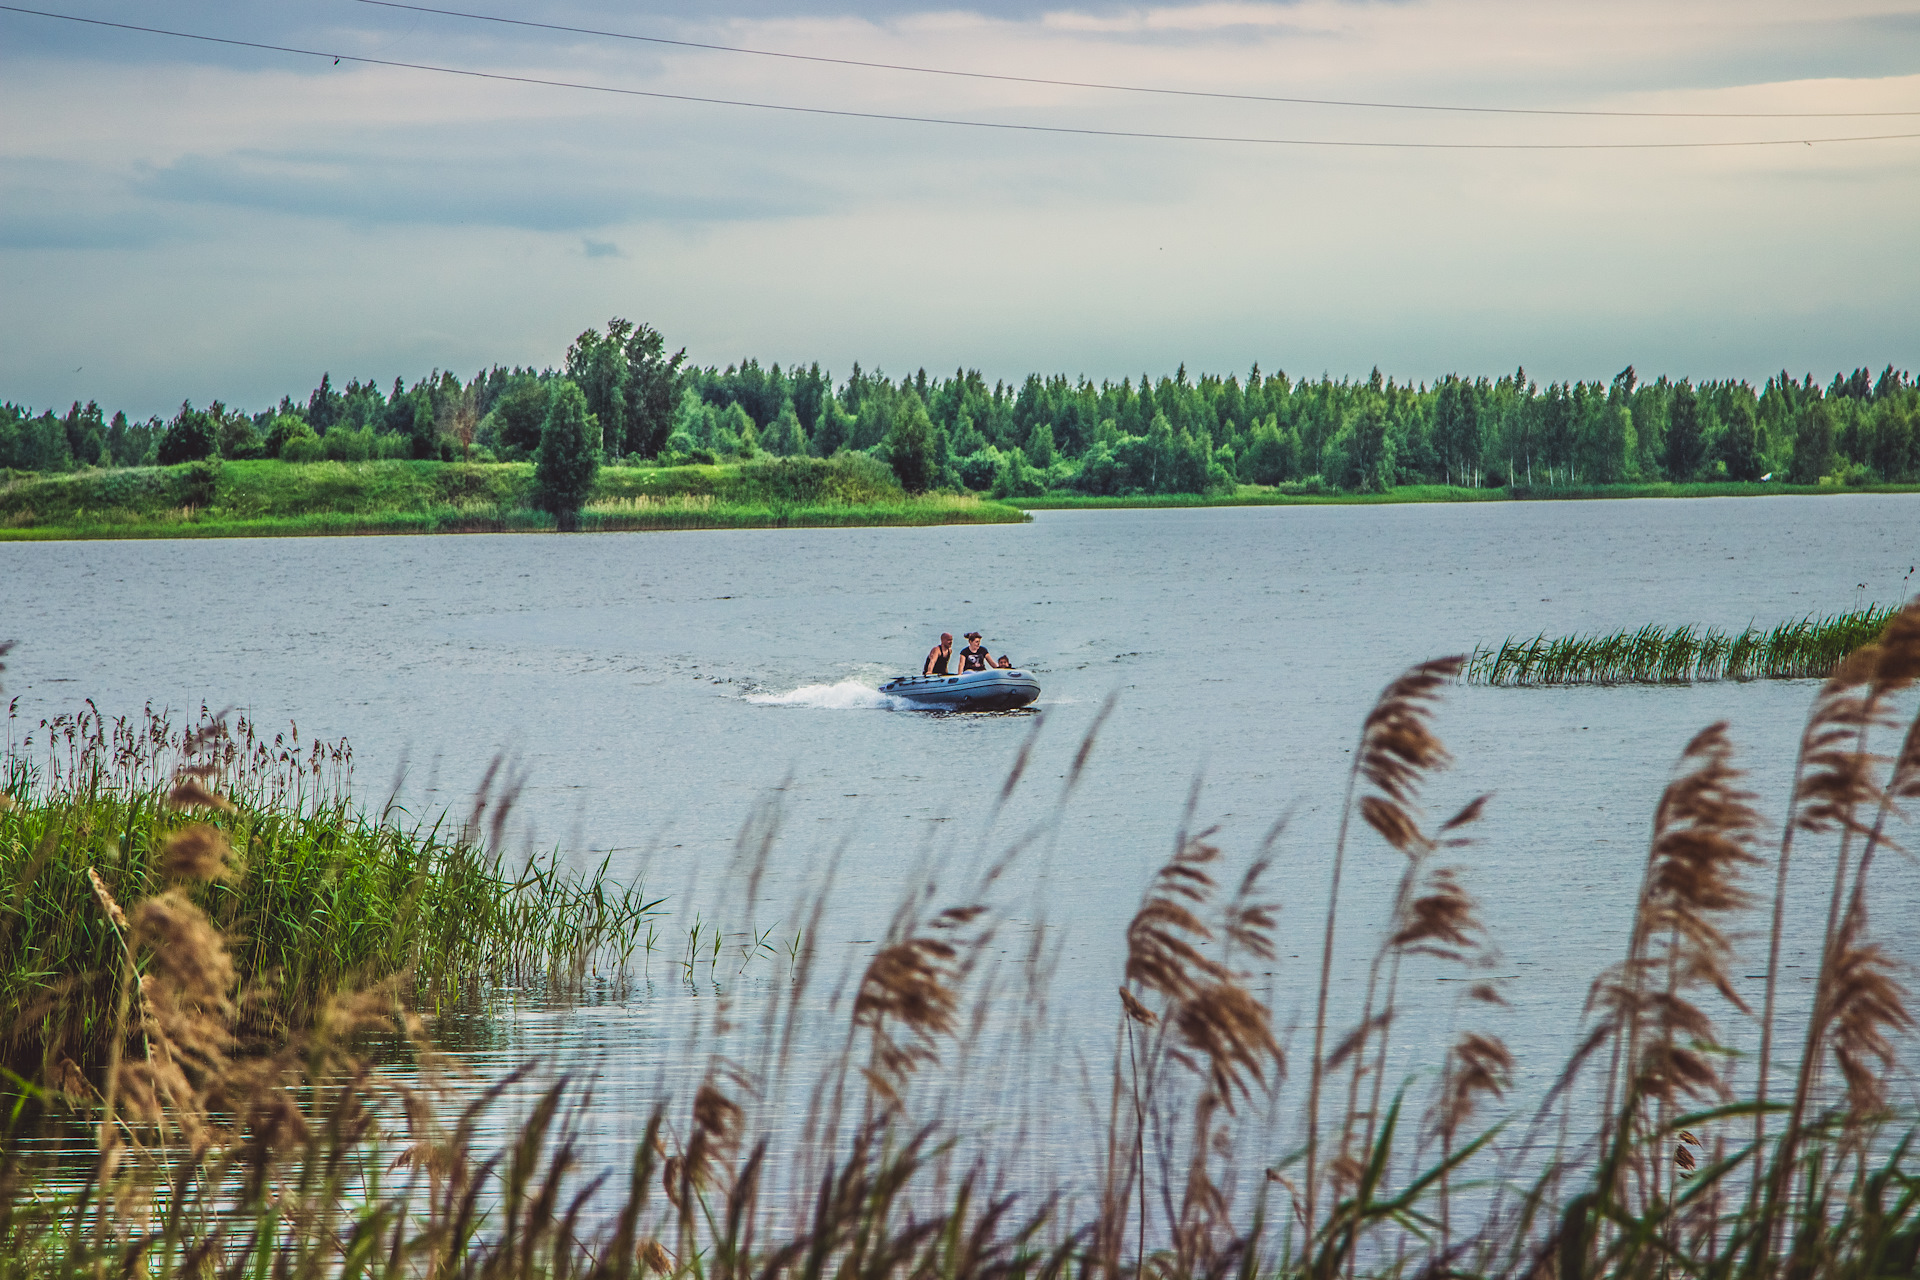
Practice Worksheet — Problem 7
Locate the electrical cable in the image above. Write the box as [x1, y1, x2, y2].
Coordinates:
[5, 5, 1920, 150]
[352, 0, 1920, 121]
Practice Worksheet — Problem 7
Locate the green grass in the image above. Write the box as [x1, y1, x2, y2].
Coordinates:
[9, 462, 1915, 539]
[1467, 603, 1899, 686]
[0, 703, 661, 1077]
[0, 457, 1028, 539]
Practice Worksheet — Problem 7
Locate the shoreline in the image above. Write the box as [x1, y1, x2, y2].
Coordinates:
[1012, 479, 1920, 509]
[0, 503, 1030, 541]
[5, 464, 1918, 542]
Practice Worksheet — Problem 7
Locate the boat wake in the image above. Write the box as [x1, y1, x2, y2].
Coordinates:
[747, 680, 904, 710]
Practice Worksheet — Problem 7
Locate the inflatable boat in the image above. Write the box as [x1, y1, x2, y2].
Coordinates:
[879, 668, 1041, 711]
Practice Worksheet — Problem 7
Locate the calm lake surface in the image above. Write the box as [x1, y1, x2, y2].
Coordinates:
[6, 496, 1920, 1189]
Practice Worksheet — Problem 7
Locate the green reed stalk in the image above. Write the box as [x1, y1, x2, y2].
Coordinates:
[1466, 604, 1898, 687]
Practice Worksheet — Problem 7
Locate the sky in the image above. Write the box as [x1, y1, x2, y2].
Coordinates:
[3, 0, 1918, 418]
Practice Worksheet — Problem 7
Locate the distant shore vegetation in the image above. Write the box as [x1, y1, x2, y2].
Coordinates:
[6, 317, 1919, 533]
[0, 456, 1027, 539]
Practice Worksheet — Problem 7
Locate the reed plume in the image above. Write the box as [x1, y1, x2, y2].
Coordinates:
[854, 904, 987, 1114]
[1308, 655, 1463, 1253]
[155, 823, 233, 882]
[1582, 721, 1760, 1255]
[1101, 809, 1282, 1278]
[1756, 601, 1920, 1268]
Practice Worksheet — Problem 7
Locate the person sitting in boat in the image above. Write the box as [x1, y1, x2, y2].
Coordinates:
[923, 632, 954, 676]
[956, 632, 994, 672]
[994, 655, 1013, 669]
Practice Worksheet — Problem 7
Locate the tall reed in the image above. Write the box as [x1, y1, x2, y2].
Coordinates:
[1467, 604, 1897, 686]
[5, 618, 1920, 1279]
[1, 702, 661, 1079]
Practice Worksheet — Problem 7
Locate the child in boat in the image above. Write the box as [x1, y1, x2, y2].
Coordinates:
[995, 655, 1013, 669]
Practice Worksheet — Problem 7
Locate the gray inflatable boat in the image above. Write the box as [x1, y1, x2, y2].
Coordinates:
[879, 668, 1041, 711]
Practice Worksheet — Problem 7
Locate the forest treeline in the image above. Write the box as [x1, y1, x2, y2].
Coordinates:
[5, 317, 1917, 497]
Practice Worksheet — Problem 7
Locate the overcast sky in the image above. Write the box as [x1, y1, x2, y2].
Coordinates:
[3, 0, 1918, 417]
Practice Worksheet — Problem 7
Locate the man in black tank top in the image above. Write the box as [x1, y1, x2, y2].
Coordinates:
[923, 632, 953, 675]
[957, 631, 993, 672]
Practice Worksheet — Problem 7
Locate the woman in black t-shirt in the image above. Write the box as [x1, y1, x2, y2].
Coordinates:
[957, 631, 993, 672]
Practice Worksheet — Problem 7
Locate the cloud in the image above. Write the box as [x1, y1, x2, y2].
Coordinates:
[142, 141, 824, 230]
[3, 0, 1919, 417]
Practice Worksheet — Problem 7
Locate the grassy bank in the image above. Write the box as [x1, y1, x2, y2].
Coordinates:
[7, 462, 1916, 540]
[6, 617, 1920, 1277]
[1, 703, 659, 1078]
[1013, 479, 1920, 509]
[1468, 603, 1897, 686]
[0, 456, 1027, 539]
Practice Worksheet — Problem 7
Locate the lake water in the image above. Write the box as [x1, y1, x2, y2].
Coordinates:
[6, 497, 1919, 1203]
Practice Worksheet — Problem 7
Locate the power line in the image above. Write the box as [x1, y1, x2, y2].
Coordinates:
[353, 0, 1920, 121]
[6, 4, 1920, 151]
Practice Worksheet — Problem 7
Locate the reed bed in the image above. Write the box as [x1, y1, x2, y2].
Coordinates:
[0, 703, 661, 1079]
[7, 613, 1920, 1279]
[1466, 603, 1898, 686]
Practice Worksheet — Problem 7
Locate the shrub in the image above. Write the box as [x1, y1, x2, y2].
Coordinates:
[956, 447, 1002, 492]
[263, 414, 308, 458]
[177, 459, 220, 508]
[885, 402, 940, 493]
[155, 405, 215, 465]
[818, 451, 905, 503]
[990, 446, 1046, 499]
[323, 426, 374, 462]
[215, 415, 265, 460]
[279, 429, 324, 463]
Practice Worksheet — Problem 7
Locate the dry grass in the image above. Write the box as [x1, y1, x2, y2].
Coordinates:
[5, 613, 1920, 1279]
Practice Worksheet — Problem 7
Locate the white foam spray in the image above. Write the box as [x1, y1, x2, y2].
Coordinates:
[747, 680, 905, 710]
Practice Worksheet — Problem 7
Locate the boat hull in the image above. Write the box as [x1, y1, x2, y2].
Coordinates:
[880, 669, 1041, 711]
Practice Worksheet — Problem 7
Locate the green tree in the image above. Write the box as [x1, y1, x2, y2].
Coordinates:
[1865, 400, 1915, 482]
[156, 402, 216, 465]
[1025, 421, 1055, 469]
[486, 381, 551, 459]
[277, 422, 323, 461]
[306, 374, 343, 432]
[533, 381, 599, 531]
[1336, 405, 1395, 493]
[62, 401, 107, 467]
[811, 394, 853, 457]
[885, 401, 940, 493]
[264, 414, 307, 458]
[762, 402, 808, 456]
[991, 446, 1046, 498]
[1240, 418, 1296, 484]
[566, 324, 627, 454]
[1789, 400, 1835, 484]
[216, 412, 265, 460]
[1432, 376, 1480, 486]
[1665, 382, 1705, 481]
[1714, 399, 1764, 481]
[568, 317, 687, 456]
